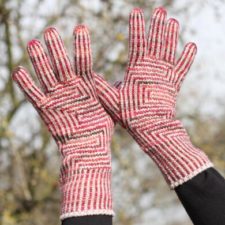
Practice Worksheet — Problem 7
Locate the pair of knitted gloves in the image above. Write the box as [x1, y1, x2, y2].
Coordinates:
[12, 7, 213, 220]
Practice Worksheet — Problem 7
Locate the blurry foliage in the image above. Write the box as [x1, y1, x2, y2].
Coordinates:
[0, 0, 225, 225]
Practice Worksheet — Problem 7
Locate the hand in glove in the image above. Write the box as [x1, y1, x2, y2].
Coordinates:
[12, 25, 114, 219]
[94, 7, 213, 188]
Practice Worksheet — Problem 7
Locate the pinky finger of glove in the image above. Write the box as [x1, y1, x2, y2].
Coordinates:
[174, 42, 197, 91]
[12, 66, 45, 106]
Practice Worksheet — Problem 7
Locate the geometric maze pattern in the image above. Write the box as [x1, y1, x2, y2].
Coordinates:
[95, 7, 213, 189]
[121, 58, 213, 188]
[12, 26, 114, 219]
[122, 8, 213, 188]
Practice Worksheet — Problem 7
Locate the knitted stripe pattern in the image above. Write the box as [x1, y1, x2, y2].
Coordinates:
[12, 26, 114, 219]
[95, 7, 213, 188]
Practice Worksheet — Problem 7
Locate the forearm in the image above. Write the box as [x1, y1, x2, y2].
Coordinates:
[62, 215, 113, 225]
[175, 168, 225, 225]
[129, 118, 213, 187]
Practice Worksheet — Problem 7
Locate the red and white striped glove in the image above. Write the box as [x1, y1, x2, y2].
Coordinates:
[12, 26, 114, 219]
[95, 7, 213, 188]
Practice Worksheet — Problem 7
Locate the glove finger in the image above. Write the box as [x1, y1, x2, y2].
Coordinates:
[44, 27, 75, 82]
[147, 7, 167, 59]
[174, 42, 197, 91]
[94, 74, 121, 122]
[128, 8, 147, 67]
[27, 39, 58, 92]
[113, 81, 122, 89]
[12, 66, 45, 106]
[163, 18, 179, 64]
[73, 25, 93, 80]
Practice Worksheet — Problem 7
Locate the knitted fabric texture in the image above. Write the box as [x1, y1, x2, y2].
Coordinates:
[12, 26, 114, 219]
[94, 7, 213, 188]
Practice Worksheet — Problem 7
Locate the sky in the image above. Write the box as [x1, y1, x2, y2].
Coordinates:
[172, 0, 225, 117]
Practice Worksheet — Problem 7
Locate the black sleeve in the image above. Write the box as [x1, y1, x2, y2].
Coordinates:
[61, 168, 225, 225]
[175, 168, 225, 225]
[61, 215, 112, 225]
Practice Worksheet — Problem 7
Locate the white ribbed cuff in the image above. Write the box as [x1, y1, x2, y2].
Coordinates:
[60, 209, 115, 220]
[59, 168, 112, 221]
[170, 162, 214, 189]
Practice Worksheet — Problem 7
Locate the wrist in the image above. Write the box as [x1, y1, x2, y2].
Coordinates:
[59, 167, 113, 220]
[129, 118, 213, 188]
[58, 140, 113, 219]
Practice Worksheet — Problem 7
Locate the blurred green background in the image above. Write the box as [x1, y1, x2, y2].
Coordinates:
[0, 0, 225, 224]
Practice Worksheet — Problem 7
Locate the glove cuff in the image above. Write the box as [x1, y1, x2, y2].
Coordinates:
[59, 168, 113, 220]
[130, 119, 213, 188]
